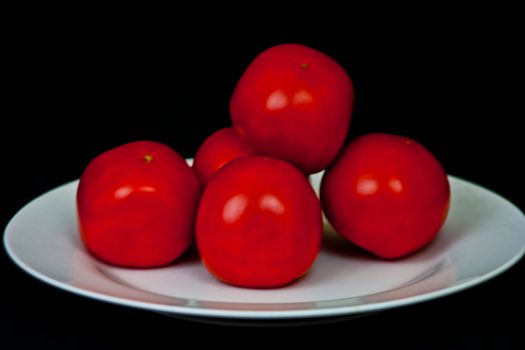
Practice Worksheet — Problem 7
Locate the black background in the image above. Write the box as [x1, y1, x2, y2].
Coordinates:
[2, 2, 523, 349]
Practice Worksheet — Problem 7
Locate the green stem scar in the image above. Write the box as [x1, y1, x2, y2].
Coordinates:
[300, 63, 309, 69]
[144, 153, 153, 163]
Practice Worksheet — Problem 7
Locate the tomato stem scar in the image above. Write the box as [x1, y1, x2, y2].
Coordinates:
[300, 63, 309, 69]
[144, 153, 153, 163]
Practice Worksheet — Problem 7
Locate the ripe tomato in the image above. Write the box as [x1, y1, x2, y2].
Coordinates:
[196, 156, 322, 288]
[320, 133, 450, 259]
[193, 127, 255, 186]
[77, 141, 200, 267]
[230, 43, 354, 174]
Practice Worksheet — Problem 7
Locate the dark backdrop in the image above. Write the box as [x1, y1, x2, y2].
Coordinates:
[2, 2, 523, 349]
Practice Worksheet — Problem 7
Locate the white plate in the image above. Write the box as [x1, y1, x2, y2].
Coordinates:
[4, 166, 525, 323]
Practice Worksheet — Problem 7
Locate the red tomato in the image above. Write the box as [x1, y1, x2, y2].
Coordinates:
[320, 133, 450, 259]
[196, 156, 322, 288]
[77, 141, 200, 267]
[193, 127, 255, 186]
[230, 43, 354, 174]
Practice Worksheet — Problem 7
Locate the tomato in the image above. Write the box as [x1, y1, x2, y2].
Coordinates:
[77, 141, 200, 267]
[230, 43, 354, 174]
[320, 133, 450, 259]
[196, 156, 322, 288]
[193, 127, 255, 186]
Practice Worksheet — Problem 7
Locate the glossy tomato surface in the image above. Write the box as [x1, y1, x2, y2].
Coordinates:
[321, 133, 450, 259]
[230, 44, 354, 174]
[77, 141, 200, 267]
[193, 127, 254, 186]
[196, 156, 322, 288]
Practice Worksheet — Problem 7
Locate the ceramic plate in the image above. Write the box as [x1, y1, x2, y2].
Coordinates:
[4, 165, 525, 322]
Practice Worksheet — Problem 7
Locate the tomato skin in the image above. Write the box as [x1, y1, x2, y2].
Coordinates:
[230, 44, 354, 174]
[196, 156, 322, 288]
[77, 141, 200, 267]
[193, 127, 255, 186]
[320, 133, 450, 259]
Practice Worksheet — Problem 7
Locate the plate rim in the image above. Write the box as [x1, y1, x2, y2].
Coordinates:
[4, 175, 525, 320]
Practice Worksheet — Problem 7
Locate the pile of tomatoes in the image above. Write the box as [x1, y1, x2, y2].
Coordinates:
[77, 44, 450, 288]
